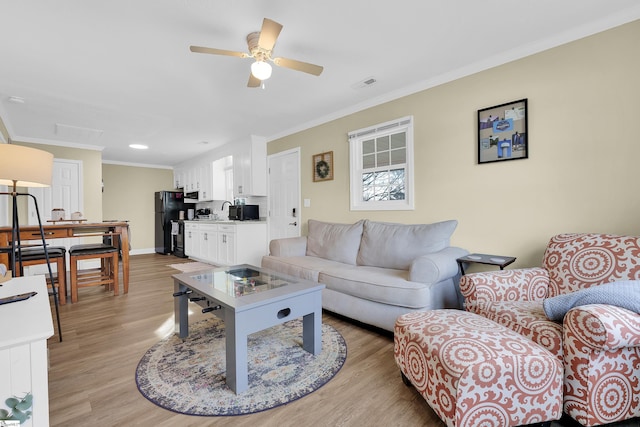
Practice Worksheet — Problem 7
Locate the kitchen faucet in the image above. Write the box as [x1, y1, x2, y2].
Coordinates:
[221, 201, 232, 210]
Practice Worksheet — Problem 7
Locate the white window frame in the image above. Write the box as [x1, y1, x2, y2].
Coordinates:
[348, 116, 414, 211]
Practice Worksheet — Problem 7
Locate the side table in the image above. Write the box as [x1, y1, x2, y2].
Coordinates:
[457, 253, 516, 275]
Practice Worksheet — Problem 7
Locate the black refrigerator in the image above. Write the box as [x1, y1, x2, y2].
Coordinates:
[155, 191, 193, 255]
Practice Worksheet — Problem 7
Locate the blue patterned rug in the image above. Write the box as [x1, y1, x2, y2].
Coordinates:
[135, 317, 347, 416]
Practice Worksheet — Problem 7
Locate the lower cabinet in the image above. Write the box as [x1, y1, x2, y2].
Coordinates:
[217, 224, 236, 265]
[199, 224, 218, 262]
[184, 222, 267, 266]
[184, 223, 199, 258]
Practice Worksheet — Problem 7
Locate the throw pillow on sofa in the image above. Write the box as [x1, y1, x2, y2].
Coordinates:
[357, 219, 458, 270]
[306, 219, 364, 265]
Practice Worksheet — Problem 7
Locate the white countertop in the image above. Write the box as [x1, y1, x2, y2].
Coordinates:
[0, 276, 54, 350]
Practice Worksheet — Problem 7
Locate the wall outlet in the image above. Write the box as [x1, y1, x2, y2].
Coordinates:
[303, 199, 311, 207]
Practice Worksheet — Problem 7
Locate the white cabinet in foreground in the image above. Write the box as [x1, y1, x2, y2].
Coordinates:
[0, 276, 53, 427]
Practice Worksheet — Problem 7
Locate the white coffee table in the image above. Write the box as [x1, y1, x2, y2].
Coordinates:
[172, 264, 324, 394]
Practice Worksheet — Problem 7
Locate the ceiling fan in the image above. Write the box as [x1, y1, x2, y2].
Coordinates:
[190, 18, 324, 88]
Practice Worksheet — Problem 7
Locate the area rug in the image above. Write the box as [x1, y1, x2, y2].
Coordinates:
[135, 317, 347, 416]
[167, 261, 216, 272]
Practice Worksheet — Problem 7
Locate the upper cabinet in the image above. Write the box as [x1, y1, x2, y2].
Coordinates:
[233, 135, 266, 197]
[174, 135, 267, 200]
[198, 162, 213, 201]
[174, 167, 186, 190]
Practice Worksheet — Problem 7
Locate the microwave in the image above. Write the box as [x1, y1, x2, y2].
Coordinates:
[228, 204, 259, 221]
[184, 191, 199, 201]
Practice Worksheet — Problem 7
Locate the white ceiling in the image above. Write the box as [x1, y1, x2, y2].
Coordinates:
[1, 1, 639, 168]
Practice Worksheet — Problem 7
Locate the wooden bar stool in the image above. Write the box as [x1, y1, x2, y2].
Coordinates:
[15, 246, 67, 305]
[69, 243, 119, 303]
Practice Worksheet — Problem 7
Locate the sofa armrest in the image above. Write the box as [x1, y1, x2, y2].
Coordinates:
[268, 236, 308, 257]
[459, 268, 550, 309]
[564, 304, 640, 351]
[409, 246, 468, 285]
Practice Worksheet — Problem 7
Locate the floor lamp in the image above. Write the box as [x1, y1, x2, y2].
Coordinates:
[0, 143, 63, 341]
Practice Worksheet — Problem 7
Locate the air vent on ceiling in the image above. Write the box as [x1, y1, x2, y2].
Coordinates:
[351, 76, 377, 90]
[55, 123, 104, 142]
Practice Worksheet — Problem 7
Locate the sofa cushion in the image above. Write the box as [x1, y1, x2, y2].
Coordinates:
[468, 300, 564, 361]
[306, 219, 363, 265]
[261, 255, 349, 283]
[357, 219, 458, 270]
[319, 265, 443, 309]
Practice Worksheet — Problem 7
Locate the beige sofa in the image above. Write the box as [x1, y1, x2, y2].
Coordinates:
[261, 219, 468, 331]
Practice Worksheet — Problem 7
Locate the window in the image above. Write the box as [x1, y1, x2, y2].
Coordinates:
[348, 116, 414, 210]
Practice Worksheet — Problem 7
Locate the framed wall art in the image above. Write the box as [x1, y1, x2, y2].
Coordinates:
[478, 98, 528, 164]
[313, 151, 334, 182]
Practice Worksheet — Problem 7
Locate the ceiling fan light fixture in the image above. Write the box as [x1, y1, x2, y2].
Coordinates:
[251, 60, 272, 81]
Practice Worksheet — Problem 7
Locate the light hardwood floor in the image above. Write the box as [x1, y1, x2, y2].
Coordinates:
[47, 253, 443, 427]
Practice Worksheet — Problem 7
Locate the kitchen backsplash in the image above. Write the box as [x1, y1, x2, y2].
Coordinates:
[195, 196, 267, 220]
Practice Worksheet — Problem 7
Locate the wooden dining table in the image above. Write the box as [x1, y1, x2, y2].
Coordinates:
[0, 221, 130, 293]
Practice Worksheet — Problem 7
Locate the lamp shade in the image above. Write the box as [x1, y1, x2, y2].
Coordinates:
[0, 144, 54, 187]
[251, 61, 272, 81]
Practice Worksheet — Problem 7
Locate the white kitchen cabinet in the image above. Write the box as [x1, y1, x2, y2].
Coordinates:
[188, 167, 200, 193]
[177, 160, 215, 202]
[184, 221, 267, 266]
[233, 135, 267, 196]
[199, 224, 218, 262]
[217, 222, 267, 266]
[217, 224, 236, 265]
[173, 167, 186, 190]
[198, 162, 213, 201]
[184, 222, 199, 257]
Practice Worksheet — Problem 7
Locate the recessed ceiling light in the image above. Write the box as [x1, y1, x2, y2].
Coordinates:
[129, 144, 148, 150]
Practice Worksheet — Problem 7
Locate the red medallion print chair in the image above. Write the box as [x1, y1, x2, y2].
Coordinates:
[459, 233, 640, 426]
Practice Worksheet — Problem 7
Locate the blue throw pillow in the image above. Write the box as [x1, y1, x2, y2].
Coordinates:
[543, 280, 640, 321]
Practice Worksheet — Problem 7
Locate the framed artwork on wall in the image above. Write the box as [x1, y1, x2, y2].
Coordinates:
[313, 151, 334, 182]
[478, 98, 528, 164]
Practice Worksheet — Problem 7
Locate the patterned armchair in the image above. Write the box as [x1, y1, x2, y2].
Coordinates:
[459, 233, 640, 426]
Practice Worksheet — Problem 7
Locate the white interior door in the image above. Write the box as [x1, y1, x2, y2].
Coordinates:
[29, 159, 82, 224]
[28, 159, 83, 273]
[268, 148, 301, 243]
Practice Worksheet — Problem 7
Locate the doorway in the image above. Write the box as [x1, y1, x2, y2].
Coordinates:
[29, 158, 83, 224]
[268, 148, 301, 242]
[27, 158, 83, 274]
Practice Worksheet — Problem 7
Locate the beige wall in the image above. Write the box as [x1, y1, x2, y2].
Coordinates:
[10, 141, 104, 223]
[268, 20, 640, 268]
[0, 138, 172, 251]
[102, 164, 173, 252]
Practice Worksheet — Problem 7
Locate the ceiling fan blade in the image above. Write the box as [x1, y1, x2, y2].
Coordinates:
[190, 45, 248, 58]
[258, 18, 283, 51]
[273, 57, 324, 76]
[247, 73, 261, 88]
